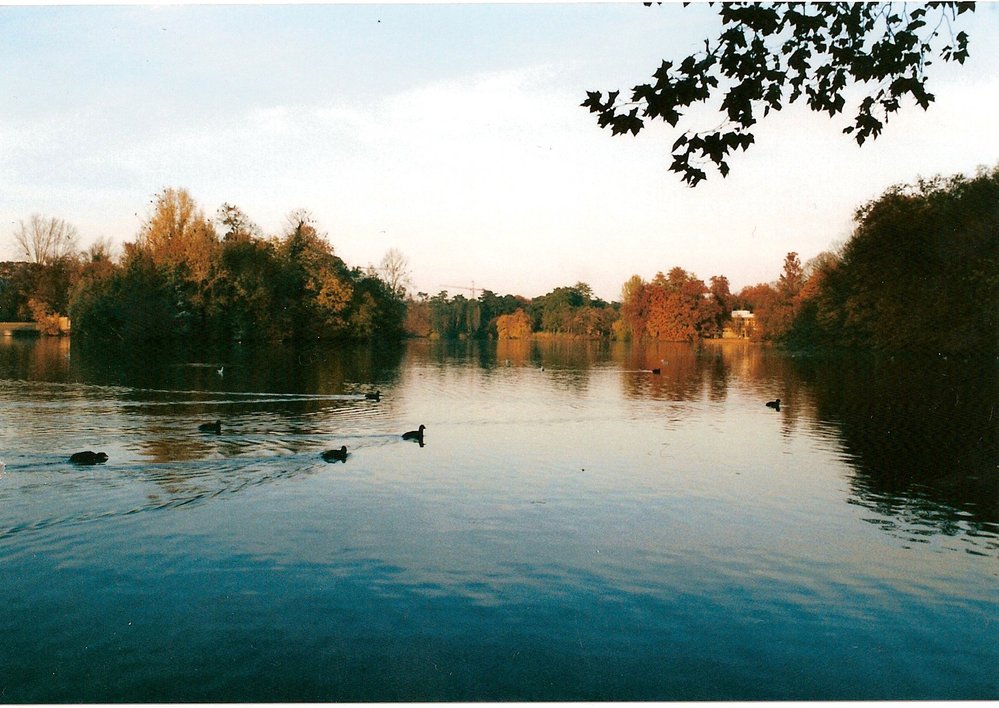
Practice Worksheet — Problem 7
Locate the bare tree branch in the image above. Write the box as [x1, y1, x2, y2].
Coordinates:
[13, 214, 80, 264]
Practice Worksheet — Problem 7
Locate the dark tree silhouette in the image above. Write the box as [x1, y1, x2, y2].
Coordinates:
[791, 165, 999, 354]
[583, 2, 974, 186]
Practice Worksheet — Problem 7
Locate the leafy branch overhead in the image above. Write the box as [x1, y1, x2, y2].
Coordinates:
[582, 2, 974, 186]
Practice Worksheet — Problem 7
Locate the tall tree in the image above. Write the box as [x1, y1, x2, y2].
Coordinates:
[85, 236, 116, 265]
[618, 274, 649, 341]
[278, 210, 354, 338]
[537, 286, 584, 334]
[404, 294, 432, 338]
[639, 268, 721, 341]
[573, 281, 594, 306]
[68, 192, 407, 342]
[13, 214, 79, 265]
[709, 274, 734, 333]
[495, 309, 533, 339]
[138, 187, 219, 283]
[793, 165, 999, 353]
[765, 252, 806, 338]
[583, 3, 974, 185]
[736, 282, 778, 340]
[379, 248, 413, 299]
[216, 203, 262, 243]
[777, 252, 806, 298]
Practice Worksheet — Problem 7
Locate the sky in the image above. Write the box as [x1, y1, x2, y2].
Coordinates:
[2, 2, 999, 302]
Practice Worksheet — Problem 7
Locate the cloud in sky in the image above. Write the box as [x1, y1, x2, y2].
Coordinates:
[3, 3, 999, 301]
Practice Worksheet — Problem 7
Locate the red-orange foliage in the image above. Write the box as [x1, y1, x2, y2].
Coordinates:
[495, 309, 533, 339]
[622, 267, 721, 342]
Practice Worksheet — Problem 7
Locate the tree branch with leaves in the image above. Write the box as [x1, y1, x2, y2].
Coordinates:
[583, 2, 974, 186]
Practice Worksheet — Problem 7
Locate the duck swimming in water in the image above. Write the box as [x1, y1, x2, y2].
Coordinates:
[321, 446, 348, 463]
[765, 398, 781, 410]
[365, 391, 381, 401]
[199, 420, 222, 434]
[402, 424, 425, 445]
[70, 451, 108, 465]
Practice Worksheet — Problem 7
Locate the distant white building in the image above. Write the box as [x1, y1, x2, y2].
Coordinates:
[726, 310, 756, 339]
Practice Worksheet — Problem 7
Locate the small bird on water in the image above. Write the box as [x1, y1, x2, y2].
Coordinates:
[199, 420, 222, 434]
[402, 424, 425, 445]
[365, 391, 381, 401]
[70, 451, 108, 465]
[765, 398, 781, 410]
[321, 446, 348, 463]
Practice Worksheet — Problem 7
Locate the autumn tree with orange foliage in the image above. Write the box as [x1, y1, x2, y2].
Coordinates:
[620, 267, 722, 342]
[495, 309, 533, 339]
[735, 252, 807, 341]
[277, 210, 355, 338]
[68, 189, 406, 342]
[137, 187, 219, 286]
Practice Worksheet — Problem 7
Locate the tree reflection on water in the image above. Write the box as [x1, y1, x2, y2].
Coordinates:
[792, 352, 998, 534]
[2, 336, 995, 544]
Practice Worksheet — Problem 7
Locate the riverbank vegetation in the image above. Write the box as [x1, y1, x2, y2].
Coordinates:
[3, 166, 996, 354]
[785, 165, 998, 355]
[5, 189, 406, 342]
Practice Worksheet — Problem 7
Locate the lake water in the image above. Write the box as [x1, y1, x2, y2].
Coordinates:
[0, 336, 996, 701]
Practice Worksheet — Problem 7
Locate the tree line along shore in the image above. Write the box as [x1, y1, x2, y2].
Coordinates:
[2, 165, 996, 356]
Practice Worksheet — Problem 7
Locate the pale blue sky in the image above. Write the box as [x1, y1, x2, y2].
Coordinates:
[3, 3, 998, 301]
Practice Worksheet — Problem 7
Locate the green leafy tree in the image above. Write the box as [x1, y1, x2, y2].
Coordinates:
[68, 266, 120, 339]
[0, 263, 38, 320]
[70, 247, 176, 342]
[349, 274, 406, 339]
[429, 291, 465, 338]
[538, 286, 582, 333]
[533, 284, 602, 335]
[30, 257, 79, 318]
[214, 237, 286, 340]
[478, 289, 524, 337]
[583, 2, 974, 185]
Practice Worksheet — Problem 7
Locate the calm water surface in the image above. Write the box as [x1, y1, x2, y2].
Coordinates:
[0, 336, 996, 701]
